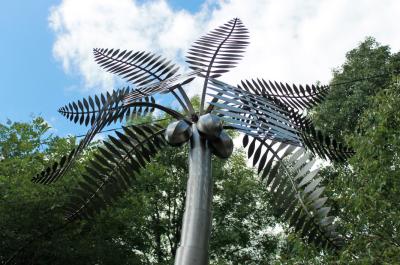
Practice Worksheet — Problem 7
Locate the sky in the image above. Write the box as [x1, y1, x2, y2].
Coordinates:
[1, 0, 400, 138]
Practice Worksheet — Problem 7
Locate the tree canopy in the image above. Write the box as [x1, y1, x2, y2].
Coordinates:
[0, 116, 281, 264]
[280, 37, 400, 264]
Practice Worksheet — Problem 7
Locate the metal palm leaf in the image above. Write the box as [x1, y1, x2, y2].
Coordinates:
[93, 49, 180, 86]
[239, 78, 330, 112]
[207, 78, 301, 145]
[65, 123, 166, 221]
[31, 17, 354, 265]
[58, 88, 156, 126]
[32, 71, 193, 184]
[243, 136, 344, 249]
[185, 17, 250, 113]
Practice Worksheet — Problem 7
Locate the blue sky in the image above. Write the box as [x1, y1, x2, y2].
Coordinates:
[0, 0, 204, 137]
[0, 0, 76, 134]
[1, 0, 399, 138]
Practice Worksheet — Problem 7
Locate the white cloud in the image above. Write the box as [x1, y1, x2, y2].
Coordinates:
[49, 0, 400, 96]
[49, 0, 209, 93]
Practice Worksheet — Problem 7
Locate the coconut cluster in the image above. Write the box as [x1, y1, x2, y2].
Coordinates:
[164, 114, 233, 159]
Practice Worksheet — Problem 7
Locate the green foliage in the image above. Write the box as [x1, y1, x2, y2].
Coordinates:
[211, 150, 280, 264]
[337, 82, 400, 263]
[0, 117, 281, 264]
[0, 118, 152, 264]
[312, 37, 400, 141]
[99, 145, 281, 264]
[278, 39, 400, 264]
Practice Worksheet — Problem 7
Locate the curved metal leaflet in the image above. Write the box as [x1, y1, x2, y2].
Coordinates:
[94, 49, 179, 86]
[65, 123, 167, 221]
[123, 70, 200, 104]
[32, 93, 126, 184]
[185, 18, 250, 113]
[33, 101, 185, 185]
[58, 87, 156, 126]
[243, 135, 344, 250]
[33, 67, 196, 185]
[94, 48, 194, 113]
[208, 76, 345, 248]
[207, 78, 302, 146]
[209, 78, 354, 162]
[267, 96, 355, 162]
[239, 78, 330, 112]
[293, 114, 355, 162]
[58, 70, 197, 128]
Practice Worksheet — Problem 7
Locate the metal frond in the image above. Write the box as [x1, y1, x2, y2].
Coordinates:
[93, 49, 180, 87]
[35, 73, 196, 184]
[64, 123, 167, 221]
[186, 18, 249, 79]
[32, 94, 126, 184]
[243, 135, 344, 250]
[233, 79, 354, 162]
[239, 78, 330, 112]
[207, 79, 301, 146]
[300, 123, 354, 163]
[287, 110, 354, 162]
[58, 87, 155, 126]
[123, 70, 199, 104]
[33, 98, 182, 185]
[187, 18, 250, 113]
[93, 48, 198, 113]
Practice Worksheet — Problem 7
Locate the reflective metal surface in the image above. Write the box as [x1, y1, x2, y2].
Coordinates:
[165, 120, 192, 146]
[207, 78, 302, 146]
[210, 131, 233, 159]
[197, 113, 223, 139]
[174, 125, 213, 265]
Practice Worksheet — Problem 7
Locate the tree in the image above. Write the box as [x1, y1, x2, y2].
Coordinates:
[278, 38, 400, 264]
[312, 37, 400, 141]
[0, 118, 167, 264]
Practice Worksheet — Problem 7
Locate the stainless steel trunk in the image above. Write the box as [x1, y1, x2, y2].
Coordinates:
[174, 125, 213, 265]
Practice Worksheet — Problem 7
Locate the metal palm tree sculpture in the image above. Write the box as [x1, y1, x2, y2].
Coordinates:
[33, 18, 353, 264]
